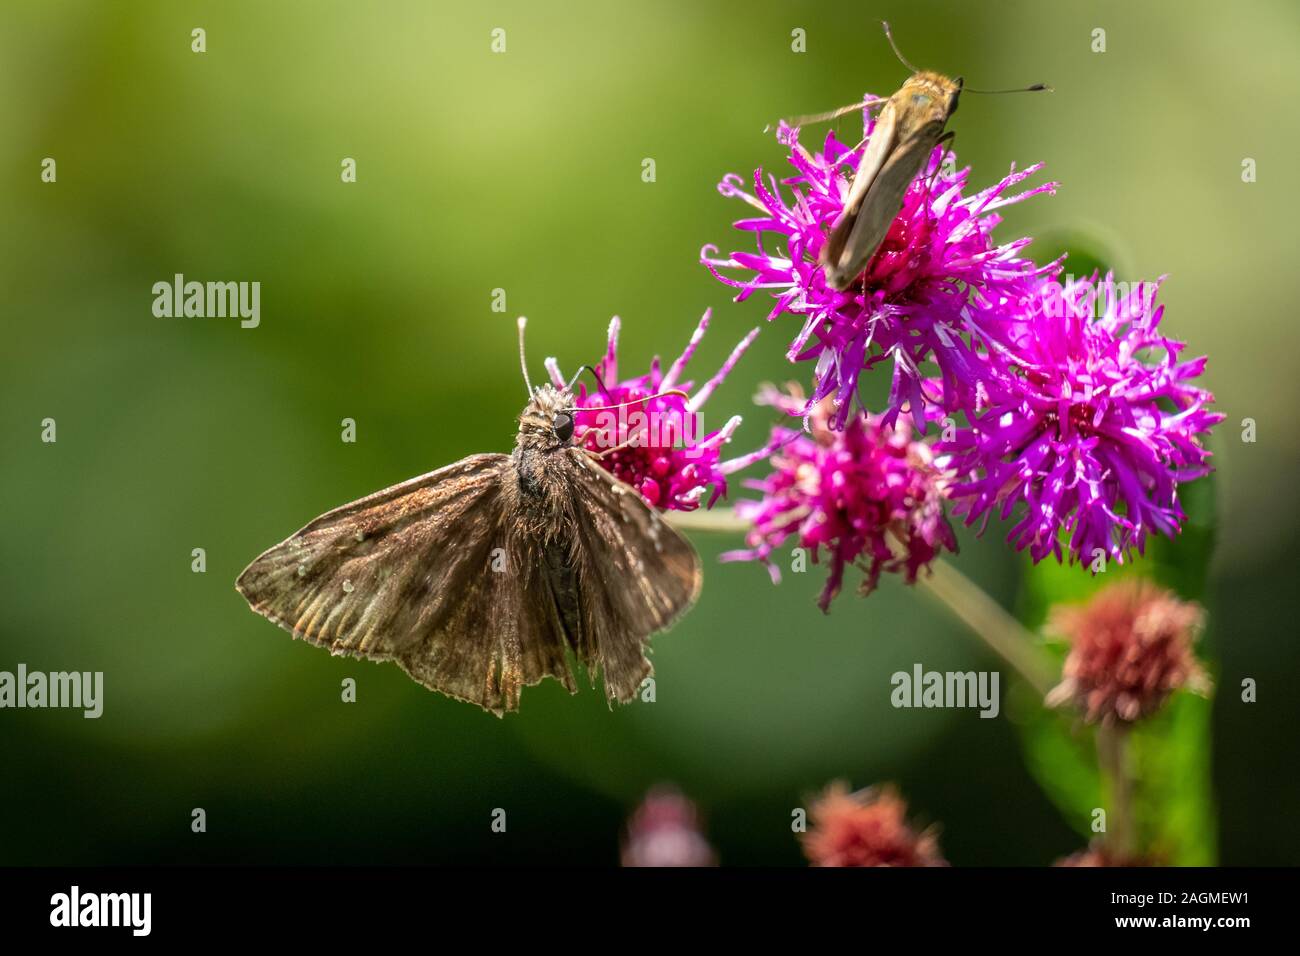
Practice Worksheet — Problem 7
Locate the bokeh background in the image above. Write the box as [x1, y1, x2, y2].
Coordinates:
[2, 0, 1297, 865]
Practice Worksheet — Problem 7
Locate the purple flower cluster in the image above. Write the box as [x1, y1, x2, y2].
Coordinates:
[701, 98, 1219, 591]
[722, 387, 957, 611]
[547, 311, 775, 511]
[701, 113, 1057, 430]
[940, 276, 1222, 565]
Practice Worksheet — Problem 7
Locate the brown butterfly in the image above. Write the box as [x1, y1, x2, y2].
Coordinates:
[800, 22, 1049, 291]
[236, 318, 701, 716]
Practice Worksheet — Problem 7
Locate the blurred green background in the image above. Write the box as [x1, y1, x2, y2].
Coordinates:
[2, 0, 1297, 865]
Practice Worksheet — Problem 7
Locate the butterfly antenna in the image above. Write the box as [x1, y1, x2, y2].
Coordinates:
[563, 388, 689, 413]
[964, 82, 1053, 94]
[516, 316, 534, 396]
[881, 21, 921, 74]
[565, 363, 608, 395]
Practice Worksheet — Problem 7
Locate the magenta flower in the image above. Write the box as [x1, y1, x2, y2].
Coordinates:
[722, 387, 957, 611]
[545, 311, 775, 511]
[940, 276, 1222, 566]
[621, 786, 717, 867]
[701, 111, 1058, 430]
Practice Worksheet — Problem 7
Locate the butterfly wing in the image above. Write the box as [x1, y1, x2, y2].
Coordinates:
[563, 450, 702, 703]
[825, 122, 944, 290]
[822, 95, 898, 286]
[236, 453, 575, 715]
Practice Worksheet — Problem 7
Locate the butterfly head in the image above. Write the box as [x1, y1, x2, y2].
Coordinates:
[511, 319, 687, 453]
[514, 317, 578, 449]
[518, 384, 577, 448]
[901, 71, 962, 118]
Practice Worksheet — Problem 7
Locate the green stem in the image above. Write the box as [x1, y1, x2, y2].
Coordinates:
[665, 508, 750, 533]
[1097, 723, 1135, 858]
[670, 507, 1056, 696]
[914, 558, 1055, 697]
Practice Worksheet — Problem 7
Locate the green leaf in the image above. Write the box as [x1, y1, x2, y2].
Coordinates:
[1146, 459, 1217, 603]
[1011, 679, 1102, 840]
[1130, 691, 1217, 865]
[1030, 227, 1129, 282]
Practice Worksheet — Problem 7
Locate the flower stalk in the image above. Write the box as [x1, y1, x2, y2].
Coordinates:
[670, 507, 1054, 695]
[913, 556, 1054, 696]
[1097, 723, 1135, 858]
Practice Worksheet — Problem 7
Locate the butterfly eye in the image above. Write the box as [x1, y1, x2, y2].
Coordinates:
[552, 412, 575, 443]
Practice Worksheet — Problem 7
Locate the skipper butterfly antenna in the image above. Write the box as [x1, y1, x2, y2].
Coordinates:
[963, 82, 1054, 94]
[881, 21, 921, 74]
[879, 21, 1051, 94]
[562, 388, 689, 413]
[565, 364, 608, 394]
[517, 316, 534, 396]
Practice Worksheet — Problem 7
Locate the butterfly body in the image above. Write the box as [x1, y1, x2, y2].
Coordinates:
[236, 383, 701, 716]
[820, 70, 961, 291]
[509, 385, 579, 522]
